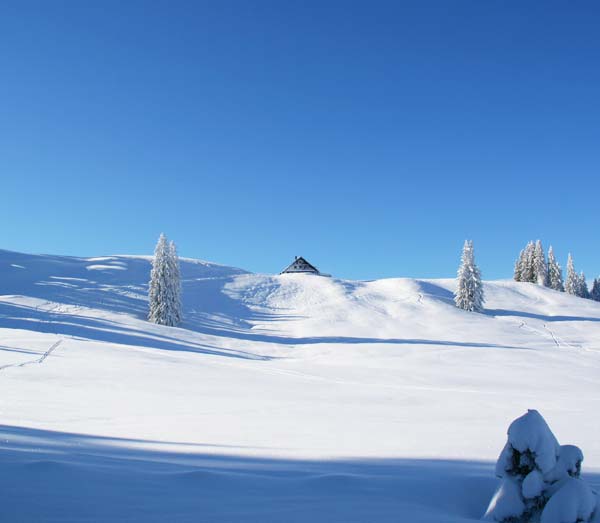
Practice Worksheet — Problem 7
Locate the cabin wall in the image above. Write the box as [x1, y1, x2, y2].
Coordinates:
[282, 263, 319, 274]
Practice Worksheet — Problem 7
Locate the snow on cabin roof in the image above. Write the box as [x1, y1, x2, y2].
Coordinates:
[280, 256, 320, 275]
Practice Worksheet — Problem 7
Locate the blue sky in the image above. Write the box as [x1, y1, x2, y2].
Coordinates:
[1, 1, 599, 280]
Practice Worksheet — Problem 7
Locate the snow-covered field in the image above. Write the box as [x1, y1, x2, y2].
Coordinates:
[1, 249, 599, 522]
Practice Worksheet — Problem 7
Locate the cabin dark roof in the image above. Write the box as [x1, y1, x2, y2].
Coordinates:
[280, 256, 320, 275]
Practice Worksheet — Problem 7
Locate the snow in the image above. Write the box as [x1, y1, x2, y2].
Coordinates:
[522, 469, 545, 498]
[541, 478, 597, 523]
[483, 478, 525, 521]
[498, 409, 560, 475]
[86, 263, 127, 271]
[1, 248, 600, 521]
[546, 445, 585, 483]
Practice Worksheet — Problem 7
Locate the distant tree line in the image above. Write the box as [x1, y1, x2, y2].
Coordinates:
[453, 239, 600, 315]
[513, 240, 600, 301]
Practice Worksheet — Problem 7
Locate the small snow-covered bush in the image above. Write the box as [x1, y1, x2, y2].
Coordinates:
[484, 410, 598, 523]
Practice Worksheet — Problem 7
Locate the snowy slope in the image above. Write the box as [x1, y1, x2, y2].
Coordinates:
[1, 249, 600, 522]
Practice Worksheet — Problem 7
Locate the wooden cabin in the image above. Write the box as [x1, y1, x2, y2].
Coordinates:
[280, 256, 320, 275]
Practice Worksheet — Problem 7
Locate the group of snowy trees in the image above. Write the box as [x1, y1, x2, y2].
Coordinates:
[564, 254, 590, 299]
[514, 240, 558, 289]
[454, 238, 600, 315]
[148, 233, 182, 327]
[514, 240, 600, 301]
[485, 410, 597, 523]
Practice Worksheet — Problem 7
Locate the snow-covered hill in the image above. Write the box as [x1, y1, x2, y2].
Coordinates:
[1, 249, 599, 522]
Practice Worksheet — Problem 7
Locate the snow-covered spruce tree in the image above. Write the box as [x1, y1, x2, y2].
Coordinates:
[533, 240, 548, 286]
[148, 233, 181, 327]
[577, 272, 590, 299]
[514, 249, 525, 282]
[547, 247, 564, 292]
[167, 240, 182, 326]
[591, 278, 600, 302]
[565, 254, 578, 296]
[148, 233, 170, 325]
[521, 242, 536, 283]
[454, 240, 485, 312]
[484, 410, 597, 523]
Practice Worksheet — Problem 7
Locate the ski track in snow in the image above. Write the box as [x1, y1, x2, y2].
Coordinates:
[39, 300, 73, 353]
[512, 292, 581, 351]
[542, 323, 583, 351]
[542, 322, 562, 348]
[0, 340, 62, 372]
[0, 299, 68, 373]
[507, 317, 582, 352]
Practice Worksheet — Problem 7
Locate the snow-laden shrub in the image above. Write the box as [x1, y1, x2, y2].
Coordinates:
[484, 410, 598, 523]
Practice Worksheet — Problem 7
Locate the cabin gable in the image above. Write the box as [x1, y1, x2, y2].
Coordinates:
[280, 256, 320, 275]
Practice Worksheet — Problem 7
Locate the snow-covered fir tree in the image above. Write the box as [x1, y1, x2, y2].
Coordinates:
[148, 233, 182, 327]
[521, 241, 536, 283]
[167, 240, 183, 326]
[591, 278, 600, 302]
[148, 233, 170, 325]
[533, 240, 548, 286]
[577, 272, 590, 299]
[513, 249, 525, 282]
[547, 246, 564, 292]
[565, 254, 578, 296]
[454, 240, 485, 313]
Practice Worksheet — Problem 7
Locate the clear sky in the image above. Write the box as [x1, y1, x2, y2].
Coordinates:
[1, 1, 599, 280]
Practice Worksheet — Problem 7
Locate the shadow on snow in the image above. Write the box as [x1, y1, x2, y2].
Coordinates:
[0, 301, 271, 361]
[0, 424, 518, 523]
[486, 308, 600, 323]
[0, 300, 526, 355]
[0, 254, 538, 357]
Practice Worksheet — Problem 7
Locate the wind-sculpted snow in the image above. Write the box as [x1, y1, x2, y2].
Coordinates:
[1, 249, 600, 521]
